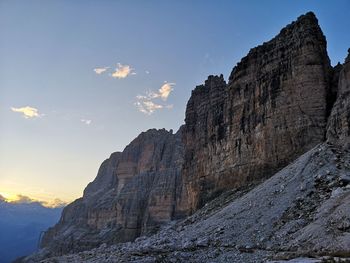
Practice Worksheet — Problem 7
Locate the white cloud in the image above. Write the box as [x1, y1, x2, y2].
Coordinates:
[140, 83, 175, 101]
[145, 70, 150, 74]
[93, 67, 109, 74]
[135, 82, 175, 115]
[111, 63, 135, 79]
[158, 82, 175, 100]
[81, 119, 92, 125]
[11, 106, 42, 119]
[135, 101, 163, 115]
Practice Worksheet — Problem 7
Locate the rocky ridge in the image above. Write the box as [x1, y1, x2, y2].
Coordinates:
[177, 12, 332, 214]
[39, 128, 183, 256]
[32, 143, 350, 262]
[327, 49, 350, 148]
[23, 12, 350, 263]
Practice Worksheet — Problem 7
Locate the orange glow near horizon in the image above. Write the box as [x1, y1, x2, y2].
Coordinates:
[0, 191, 18, 201]
[0, 177, 81, 206]
[0, 189, 71, 208]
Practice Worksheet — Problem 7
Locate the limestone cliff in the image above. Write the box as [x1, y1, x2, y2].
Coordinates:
[36, 143, 350, 263]
[327, 49, 350, 147]
[33, 12, 347, 260]
[40, 128, 183, 256]
[177, 12, 332, 214]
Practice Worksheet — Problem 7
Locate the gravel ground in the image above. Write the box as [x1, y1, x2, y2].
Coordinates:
[24, 143, 350, 263]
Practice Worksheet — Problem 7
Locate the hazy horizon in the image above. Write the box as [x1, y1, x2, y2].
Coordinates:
[1, 0, 350, 204]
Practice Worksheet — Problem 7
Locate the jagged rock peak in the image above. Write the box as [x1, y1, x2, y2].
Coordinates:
[279, 11, 319, 34]
[190, 74, 226, 96]
[83, 151, 121, 199]
[178, 11, 331, 213]
[326, 47, 350, 147]
[37, 127, 184, 257]
[137, 127, 174, 136]
[184, 74, 227, 137]
[229, 11, 328, 84]
[24, 12, 344, 261]
[346, 48, 350, 63]
[204, 74, 226, 87]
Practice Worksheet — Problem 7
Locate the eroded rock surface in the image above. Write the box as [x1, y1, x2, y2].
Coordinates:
[34, 144, 350, 263]
[327, 49, 350, 148]
[22, 12, 350, 263]
[177, 12, 332, 214]
[39, 128, 183, 257]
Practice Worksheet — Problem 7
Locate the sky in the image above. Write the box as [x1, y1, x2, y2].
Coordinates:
[0, 0, 349, 204]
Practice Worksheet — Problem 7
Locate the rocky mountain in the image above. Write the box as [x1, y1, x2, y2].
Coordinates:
[327, 49, 350, 148]
[177, 12, 332, 215]
[33, 143, 350, 263]
[38, 128, 183, 257]
[23, 12, 350, 262]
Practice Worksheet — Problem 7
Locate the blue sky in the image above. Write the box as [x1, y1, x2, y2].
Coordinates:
[0, 0, 349, 203]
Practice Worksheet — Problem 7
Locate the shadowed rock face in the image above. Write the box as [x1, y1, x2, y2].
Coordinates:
[177, 12, 332, 214]
[327, 50, 350, 147]
[40, 128, 184, 256]
[33, 12, 348, 260]
[35, 143, 350, 263]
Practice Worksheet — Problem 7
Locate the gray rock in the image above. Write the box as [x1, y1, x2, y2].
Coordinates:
[340, 175, 350, 185]
[177, 11, 331, 214]
[40, 128, 184, 256]
[327, 48, 350, 147]
[22, 12, 350, 263]
[34, 144, 350, 263]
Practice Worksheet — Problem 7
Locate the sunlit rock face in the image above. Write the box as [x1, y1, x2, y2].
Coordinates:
[41, 128, 184, 255]
[176, 12, 332, 214]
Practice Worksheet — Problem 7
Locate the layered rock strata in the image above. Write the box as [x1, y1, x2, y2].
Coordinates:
[34, 12, 349, 260]
[40, 128, 183, 256]
[177, 12, 332, 213]
[35, 143, 350, 263]
[327, 49, 350, 147]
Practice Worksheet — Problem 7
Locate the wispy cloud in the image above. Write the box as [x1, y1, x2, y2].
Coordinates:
[4, 194, 67, 208]
[80, 119, 92, 125]
[11, 106, 42, 119]
[144, 82, 175, 101]
[158, 83, 175, 100]
[135, 101, 163, 115]
[111, 63, 135, 79]
[94, 63, 137, 79]
[93, 67, 109, 75]
[145, 70, 150, 74]
[135, 82, 175, 115]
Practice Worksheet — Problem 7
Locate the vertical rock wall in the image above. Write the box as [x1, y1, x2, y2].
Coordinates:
[327, 50, 350, 147]
[177, 12, 332, 213]
[39, 12, 344, 258]
[41, 129, 183, 255]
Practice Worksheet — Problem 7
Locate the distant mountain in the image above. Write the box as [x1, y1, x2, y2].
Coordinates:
[0, 198, 63, 263]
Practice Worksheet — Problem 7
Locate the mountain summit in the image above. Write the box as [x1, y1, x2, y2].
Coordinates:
[23, 12, 350, 262]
